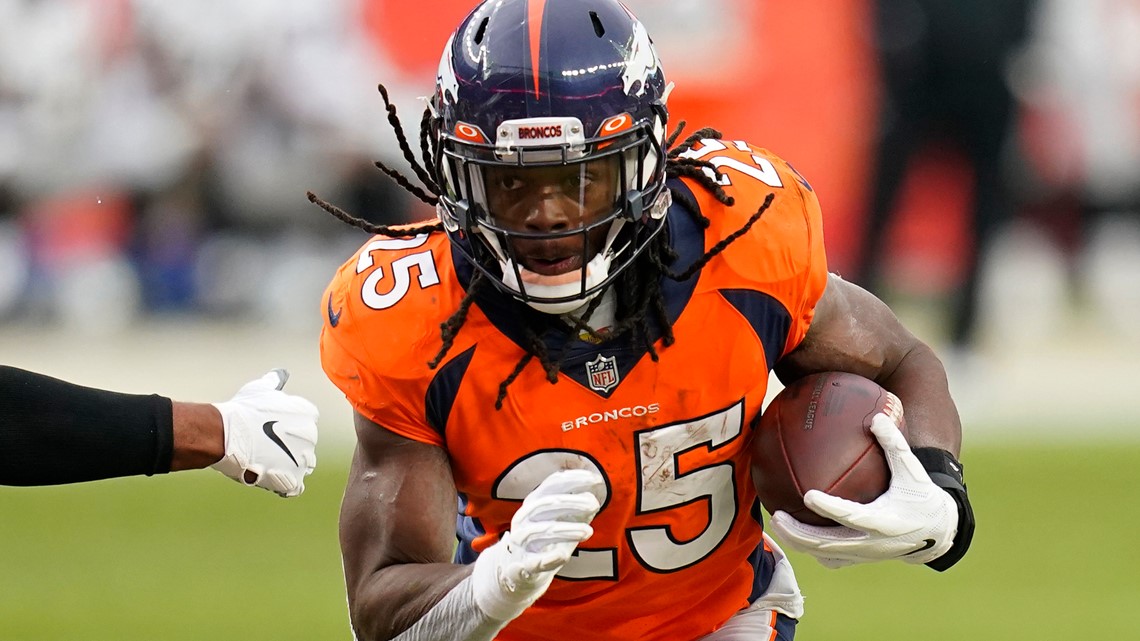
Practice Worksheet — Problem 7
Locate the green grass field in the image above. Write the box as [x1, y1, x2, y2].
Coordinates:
[2, 439, 1137, 640]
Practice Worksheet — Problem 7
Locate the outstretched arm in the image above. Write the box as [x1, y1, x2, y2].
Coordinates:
[1, 365, 176, 485]
[1, 366, 318, 497]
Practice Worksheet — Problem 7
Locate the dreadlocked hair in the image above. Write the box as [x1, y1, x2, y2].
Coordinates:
[311, 85, 775, 410]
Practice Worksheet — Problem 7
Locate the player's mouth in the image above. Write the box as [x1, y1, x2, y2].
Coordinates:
[522, 254, 584, 277]
[512, 237, 589, 276]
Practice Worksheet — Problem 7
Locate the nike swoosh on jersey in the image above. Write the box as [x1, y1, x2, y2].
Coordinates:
[262, 421, 299, 466]
[327, 293, 343, 327]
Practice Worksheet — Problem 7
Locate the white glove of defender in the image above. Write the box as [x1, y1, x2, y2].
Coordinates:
[472, 469, 603, 622]
[211, 369, 319, 498]
[769, 413, 958, 569]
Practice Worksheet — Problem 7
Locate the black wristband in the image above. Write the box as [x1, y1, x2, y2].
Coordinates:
[912, 447, 975, 572]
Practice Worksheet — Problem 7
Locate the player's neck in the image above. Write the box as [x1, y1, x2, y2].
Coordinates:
[563, 288, 616, 344]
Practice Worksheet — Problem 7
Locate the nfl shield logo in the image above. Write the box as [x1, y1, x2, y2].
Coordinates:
[585, 354, 620, 393]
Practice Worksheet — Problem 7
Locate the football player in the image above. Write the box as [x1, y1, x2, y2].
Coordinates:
[1, 366, 318, 497]
[317, 1, 975, 639]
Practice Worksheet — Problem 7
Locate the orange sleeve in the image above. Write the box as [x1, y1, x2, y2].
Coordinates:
[317, 243, 447, 447]
[681, 139, 830, 359]
[319, 321, 439, 443]
[779, 160, 829, 357]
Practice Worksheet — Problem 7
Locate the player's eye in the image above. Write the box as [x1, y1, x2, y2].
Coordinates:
[572, 167, 604, 189]
[493, 174, 525, 191]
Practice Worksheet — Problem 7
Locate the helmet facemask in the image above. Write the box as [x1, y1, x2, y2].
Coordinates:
[436, 113, 671, 314]
[430, 0, 674, 314]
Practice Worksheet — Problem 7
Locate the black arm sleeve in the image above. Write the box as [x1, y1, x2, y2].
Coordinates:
[0, 366, 174, 486]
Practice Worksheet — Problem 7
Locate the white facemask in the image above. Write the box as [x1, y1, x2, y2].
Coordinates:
[499, 251, 613, 315]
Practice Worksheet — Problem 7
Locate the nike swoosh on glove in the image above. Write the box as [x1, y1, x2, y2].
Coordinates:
[768, 413, 958, 568]
[211, 369, 319, 498]
[472, 469, 603, 622]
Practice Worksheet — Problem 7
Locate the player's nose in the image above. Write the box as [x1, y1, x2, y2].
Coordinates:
[523, 188, 579, 234]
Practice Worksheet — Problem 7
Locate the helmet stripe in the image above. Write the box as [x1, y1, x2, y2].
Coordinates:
[527, 0, 548, 97]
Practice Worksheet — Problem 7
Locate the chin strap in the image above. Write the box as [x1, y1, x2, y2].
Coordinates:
[499, 251, 613, 315]
[912, 447, 976, 571]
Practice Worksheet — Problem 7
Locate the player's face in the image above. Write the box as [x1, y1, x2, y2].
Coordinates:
[483, 157, 620, 276]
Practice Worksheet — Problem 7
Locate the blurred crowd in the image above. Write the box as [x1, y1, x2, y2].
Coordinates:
[0, 0, 421, 333]
[855, 0, 1140, 357]
[0, 0, 1138, 352]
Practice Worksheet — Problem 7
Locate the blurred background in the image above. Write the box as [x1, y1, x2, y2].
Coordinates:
[1, 0, 1138, 639]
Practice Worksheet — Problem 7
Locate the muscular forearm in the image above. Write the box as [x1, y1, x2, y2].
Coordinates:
[350, 562, 475, 641]
[877, 342, 962, 456]
[777, 275, 963, 456]
[775, 336, 962, 455]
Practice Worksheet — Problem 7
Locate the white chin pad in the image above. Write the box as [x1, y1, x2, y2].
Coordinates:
[501, 253, 611, 314]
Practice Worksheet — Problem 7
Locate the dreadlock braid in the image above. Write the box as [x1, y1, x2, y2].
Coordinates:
[645, 239, 680, 351]
[427, 270, 486, 369]
[607, 238, 661, 357]
[419, 106, 439, 187]
[493, 324, 572, 408]
[376, 85, 439, 195]
[668, 193, 775, 282]
[313, 95, 774, 410]
[524, 326, 562, 384]
[494, 351, 533, 411]
[374, 160, 439, 206]
[669, 127, 724, 156]
[561, 293, 608, 344]
[667, 158, 736, 207]
[307, 191, 440, 237]
[664, 120, 688, 150]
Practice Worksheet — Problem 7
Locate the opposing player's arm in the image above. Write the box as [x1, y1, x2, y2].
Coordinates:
[0, 366, 316, 495]
[340, 411, 472, 640]
[774, 273, 961, 455]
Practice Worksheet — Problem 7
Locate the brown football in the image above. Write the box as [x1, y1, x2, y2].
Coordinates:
[750, 371, 906, 526]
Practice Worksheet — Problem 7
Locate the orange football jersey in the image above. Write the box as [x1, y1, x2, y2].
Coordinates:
[320, 139, 828, 641]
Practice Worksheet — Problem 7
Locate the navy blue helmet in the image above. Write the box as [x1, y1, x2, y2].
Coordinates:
[433, 0, 673, 314]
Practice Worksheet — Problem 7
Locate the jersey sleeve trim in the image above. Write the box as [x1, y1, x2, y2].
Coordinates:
[425, 345, 478, 441]
[718, 289, 793, 371]
[779, 164, 829, 358]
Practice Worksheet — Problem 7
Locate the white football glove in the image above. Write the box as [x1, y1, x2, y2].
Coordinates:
[471, 469, 603, 622]
[768, 413, 958, 569]
[211, 369, 319, 498]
